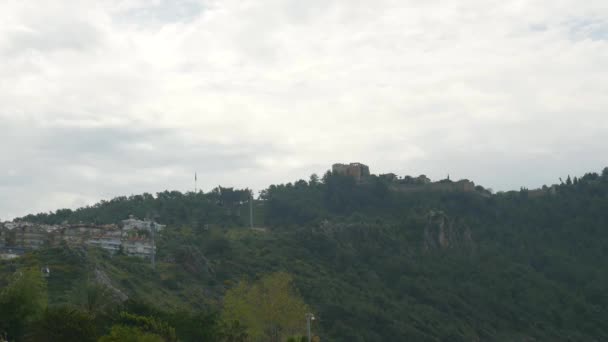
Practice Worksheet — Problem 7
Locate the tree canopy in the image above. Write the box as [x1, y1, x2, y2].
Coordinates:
[222, 272, 309, 342]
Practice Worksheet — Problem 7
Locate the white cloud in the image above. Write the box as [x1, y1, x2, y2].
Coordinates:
[0, 0, 607, 218]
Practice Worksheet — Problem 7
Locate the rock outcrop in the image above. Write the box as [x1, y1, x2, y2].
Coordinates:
[423, 210, 473, 251]
[95, 268, 128, 302]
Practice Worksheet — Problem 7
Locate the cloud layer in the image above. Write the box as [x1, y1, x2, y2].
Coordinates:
[1, 0, 608, 219]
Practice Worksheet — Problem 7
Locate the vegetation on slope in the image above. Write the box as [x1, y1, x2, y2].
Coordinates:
[3, 168, 608, 341]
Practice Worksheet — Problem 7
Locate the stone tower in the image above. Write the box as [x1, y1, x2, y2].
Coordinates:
[331, 162, 371, 182]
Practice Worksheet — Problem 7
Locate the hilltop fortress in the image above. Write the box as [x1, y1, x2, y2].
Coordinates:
[332, 162, 477, 193]
[332, 163, 371, 182]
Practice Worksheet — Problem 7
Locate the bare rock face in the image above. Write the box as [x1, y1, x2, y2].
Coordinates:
[423, 210, 473, 251]
[95, 268, 128, 302]
[175, 245, 215, 276]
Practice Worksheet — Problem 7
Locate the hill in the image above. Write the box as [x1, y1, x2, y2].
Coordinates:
[3, 167, 608, 341]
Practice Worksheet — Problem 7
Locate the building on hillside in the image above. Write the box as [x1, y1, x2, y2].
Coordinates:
[0, 244, 23, 260]
[122, 238, 155, 258]
[85, 217, 159, 258]
[62, 225, 101, 246]
[1, 252, 19, 260]
[121, 216, 165, 232]
[332, 162, 371, 182]
[0, 216, 161, 259]
[454, 180, 475, 192]
[86, 227, 123, 254]
[86, 237, 122, 254]
[4, 222, 18, 230]
[0, 224, 6, 248]
[13, 224, 48, 249]
[121, 216, 150, 231]
[2, 222, 23, 247]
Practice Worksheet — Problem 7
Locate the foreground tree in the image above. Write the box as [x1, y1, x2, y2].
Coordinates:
[104, 312, 176, 342]
[68, 281, 118, 318]
[222, 272, 309, 342]
[30, 306, 96, 342]
[98, 325, 164, 342]
[0, 268, 47, 340]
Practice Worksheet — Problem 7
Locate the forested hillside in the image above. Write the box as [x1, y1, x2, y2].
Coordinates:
[3, 168, 608, 341]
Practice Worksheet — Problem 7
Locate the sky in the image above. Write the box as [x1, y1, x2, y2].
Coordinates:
[1, 0, 607, 219]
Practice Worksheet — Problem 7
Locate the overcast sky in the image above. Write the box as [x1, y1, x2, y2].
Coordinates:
[1, 0, 607, 219]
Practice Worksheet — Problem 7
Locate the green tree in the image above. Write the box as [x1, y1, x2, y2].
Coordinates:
[219, 320, 248, 342]
[114, 312, 176, 342]
[222, 272, 309, 342]
[0, 268, 48, 340]
[98, 325, 164, 342]
[71, 282, 117, 317]
[165, 311, 223, 342]
[30, 306, 96, 342]
[309, 174, 320, 187]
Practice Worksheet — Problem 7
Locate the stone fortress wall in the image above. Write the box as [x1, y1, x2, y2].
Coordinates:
[333, 162, 477, 193]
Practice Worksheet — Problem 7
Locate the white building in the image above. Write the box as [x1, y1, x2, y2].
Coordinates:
[122, 238, 155, 258]
[0, 216, 161, 259]
[86, 237, 122, 254]
[121, 216, 165, 232]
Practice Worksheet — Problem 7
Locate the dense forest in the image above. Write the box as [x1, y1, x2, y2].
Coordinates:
[3, 168, 608, 341]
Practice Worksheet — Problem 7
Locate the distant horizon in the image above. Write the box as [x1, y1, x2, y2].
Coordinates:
[4, 163, 605, 221]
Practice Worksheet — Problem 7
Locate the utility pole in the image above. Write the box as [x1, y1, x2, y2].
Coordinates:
[306, 313, 315, 342]
[150, 222, 156, 270]
[249, 191, 253, 229]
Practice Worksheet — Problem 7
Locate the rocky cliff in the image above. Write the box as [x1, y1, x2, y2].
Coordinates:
[423, 210, 473, 251]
